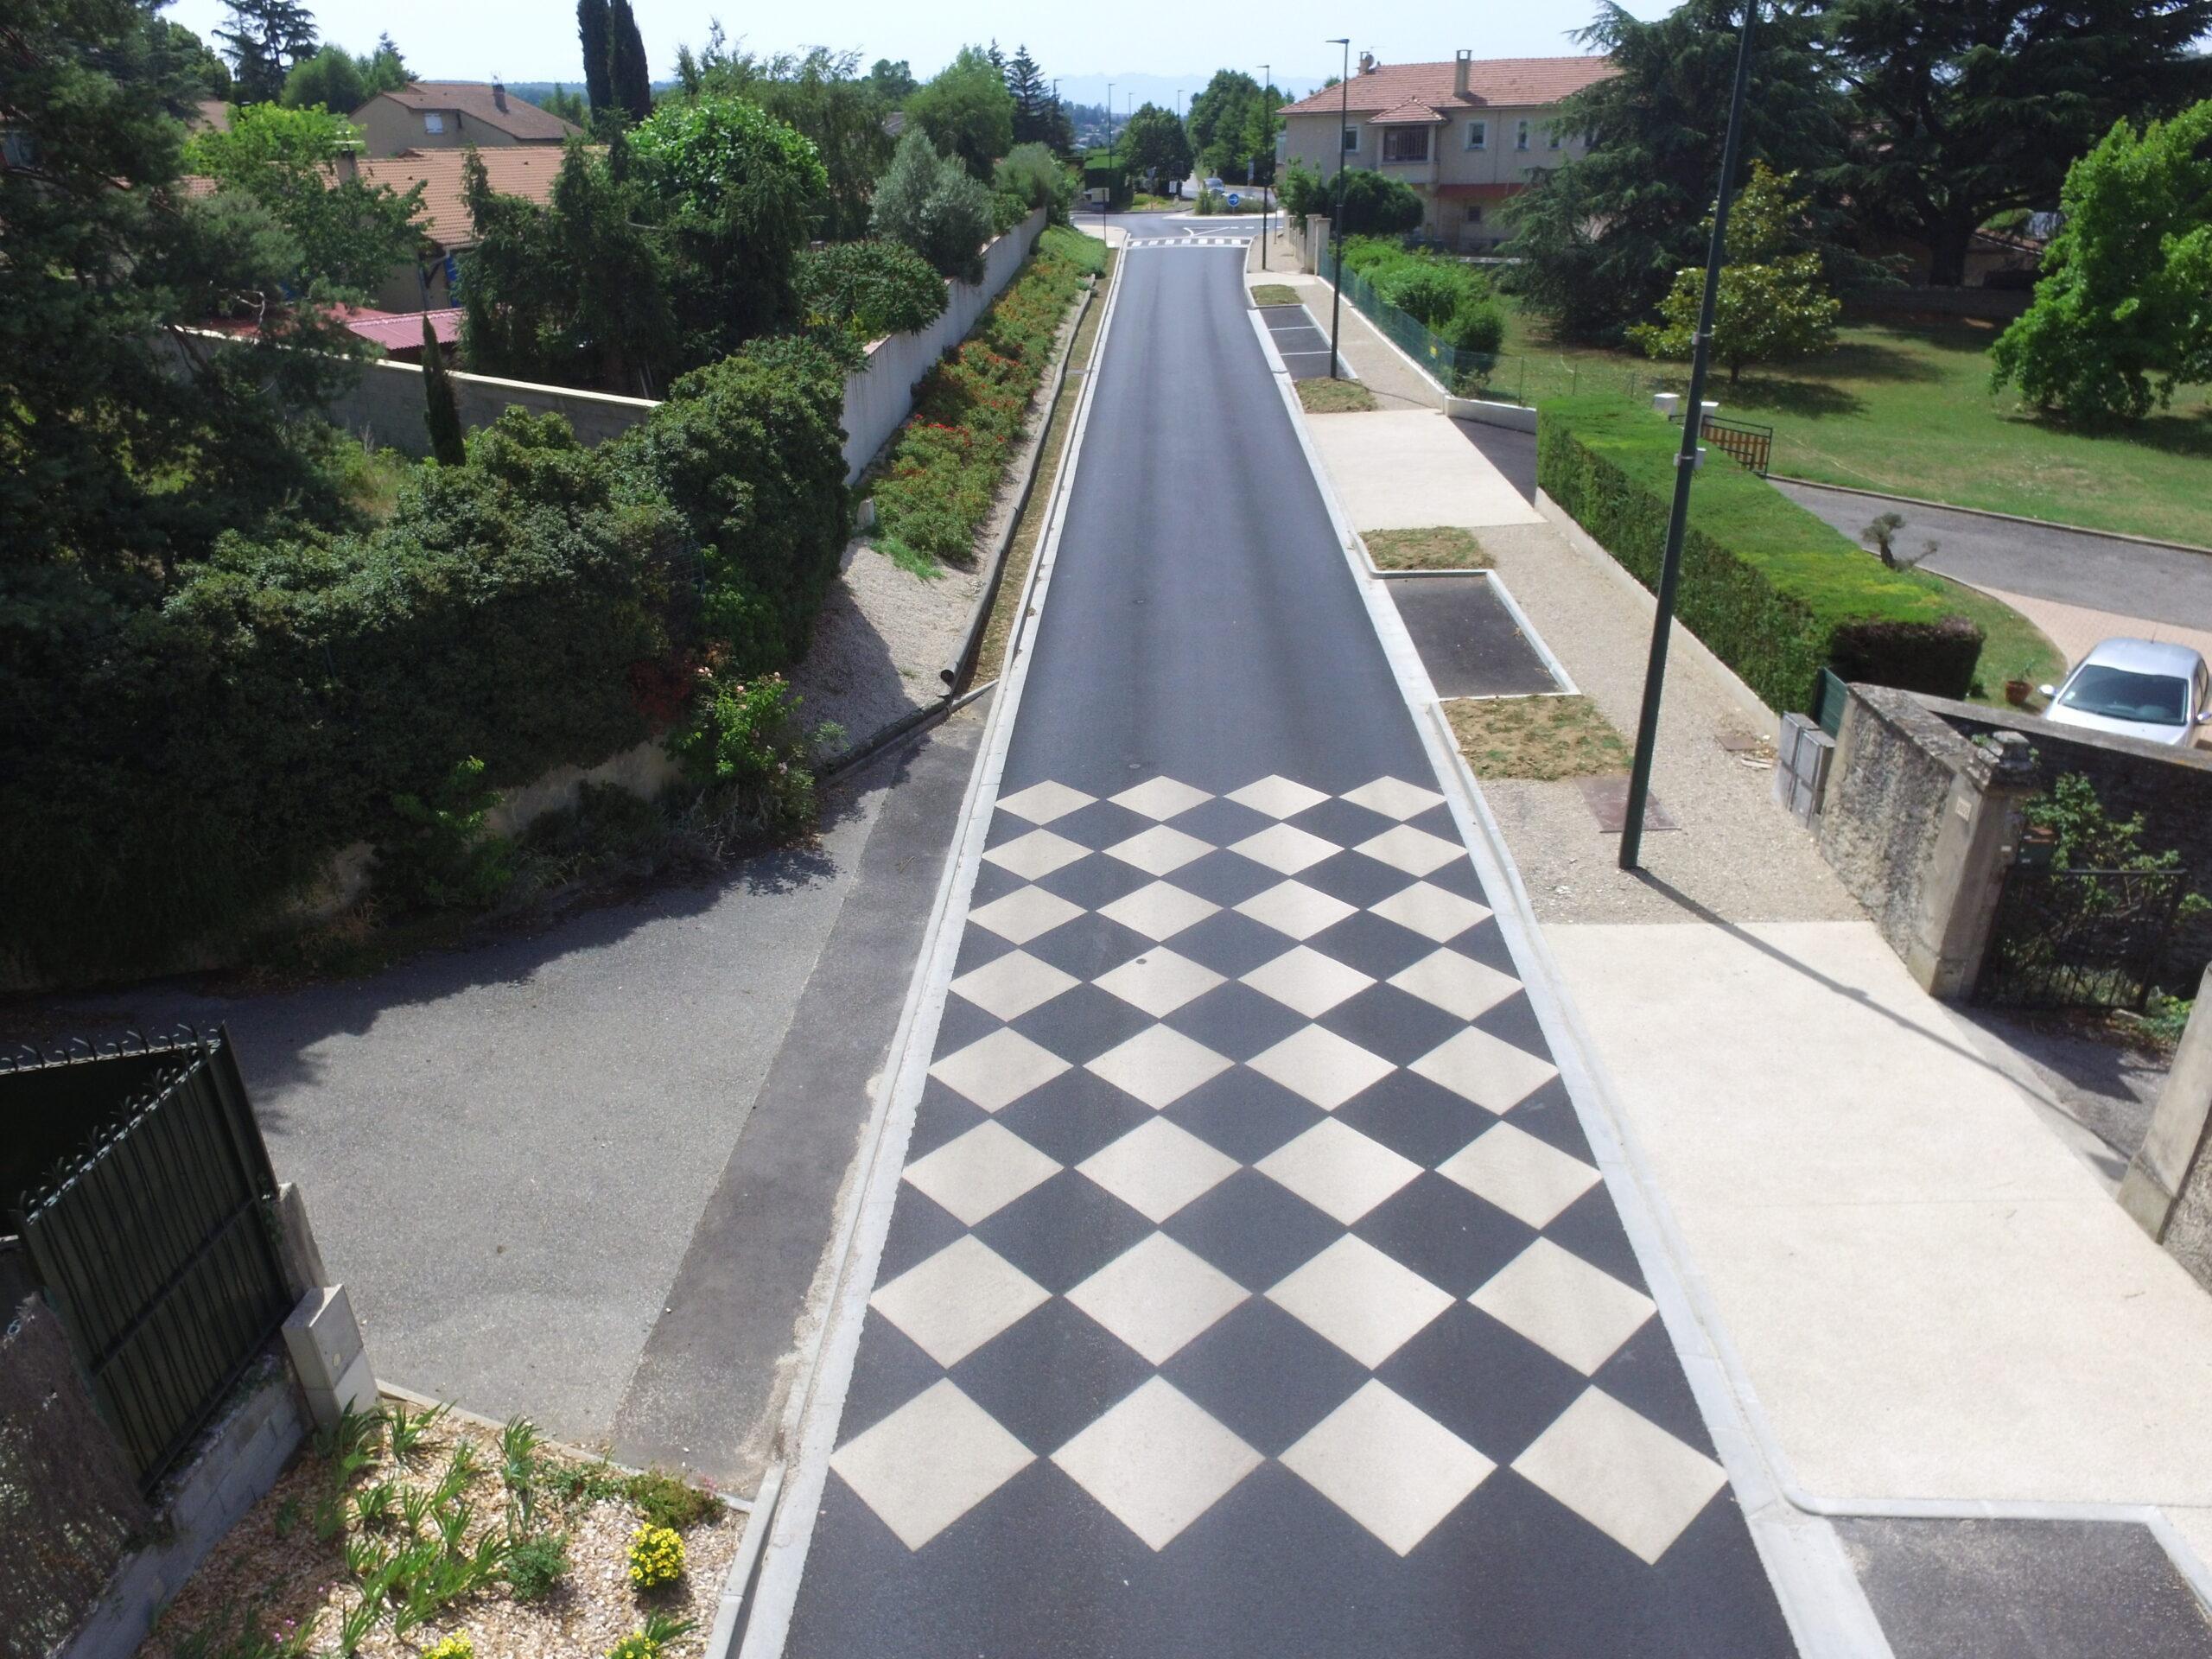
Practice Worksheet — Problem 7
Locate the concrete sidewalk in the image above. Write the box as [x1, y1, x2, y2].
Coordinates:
[1274, 367, 2212, 1650]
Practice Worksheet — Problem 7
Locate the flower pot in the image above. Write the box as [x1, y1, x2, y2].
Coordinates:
[2005, 678, 2033, 706]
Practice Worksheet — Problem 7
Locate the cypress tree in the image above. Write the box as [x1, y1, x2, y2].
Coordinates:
[576, 0, 612, 116]
[606, 0, 652, 126]
[421, 315, 466, 466]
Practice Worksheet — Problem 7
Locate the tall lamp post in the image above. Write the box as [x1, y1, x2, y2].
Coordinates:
[1258, 61, 1272, 269]
[1326, 38, 1350, 379]
[1105, 82, 1115, 240]
[1618, 0, 1760, 870]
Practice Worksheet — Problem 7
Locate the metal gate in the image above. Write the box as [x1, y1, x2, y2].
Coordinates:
[6, 1029, 293, 1490]
[1699, 414, 1775, 476]
[1975, 866, 2188, 1012]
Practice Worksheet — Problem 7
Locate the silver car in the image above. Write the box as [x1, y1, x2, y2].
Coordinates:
[2040, 637, 2212, 747]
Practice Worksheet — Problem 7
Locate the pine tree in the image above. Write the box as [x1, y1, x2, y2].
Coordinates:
[420, 315, 467, 465]
[215, 0, 319, 105]
[1006, 45, 1052, 147]
[576, 0, 612, 116]
[606, 0, 652, 125]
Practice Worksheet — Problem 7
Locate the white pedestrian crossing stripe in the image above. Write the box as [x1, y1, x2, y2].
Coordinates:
[1127, 235, 1254, 248]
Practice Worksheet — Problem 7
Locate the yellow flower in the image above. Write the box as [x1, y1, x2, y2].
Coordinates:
[626, 1522, 685, 1591]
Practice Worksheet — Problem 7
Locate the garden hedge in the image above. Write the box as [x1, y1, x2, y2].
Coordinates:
[1535, 397, 1983, 712]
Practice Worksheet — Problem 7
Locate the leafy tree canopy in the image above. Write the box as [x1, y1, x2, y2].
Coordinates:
[1118, 103, 1192, 188]
[907, 45, 1015, 181]
[872, 125, 995, 283]
[1004, 45, 1060, 151]
[214, 0, 316, 104]
[1628, 162, 1841, 380]
[1991, 100, 2212, 423]
[281, 43, 363, 111]
[1185, 69, 1281, 183]
[797, 239, 948, 353]
[868, 59, 916, 105]
[1331, 168, 1425, 237]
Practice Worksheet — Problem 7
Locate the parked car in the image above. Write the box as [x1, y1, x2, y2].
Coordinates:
[2039, 638, 2212, 747]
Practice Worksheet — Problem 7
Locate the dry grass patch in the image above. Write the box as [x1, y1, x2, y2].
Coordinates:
[144, 1399, 739, 1659]
[1448, 696, 1630, 781]
[1250, 284, 1301, 307]
[1364, 527, 1494, 571]
[1297, 378, 1378, 414]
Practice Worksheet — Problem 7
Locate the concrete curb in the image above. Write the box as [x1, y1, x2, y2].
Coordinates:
[734, 230, 1134, 1659]
[1770, 474, 2212, 559]
[704, 1461, 784, 1658]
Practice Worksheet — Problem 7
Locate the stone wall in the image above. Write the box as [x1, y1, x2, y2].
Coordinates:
[1923, 696, 2212, 981]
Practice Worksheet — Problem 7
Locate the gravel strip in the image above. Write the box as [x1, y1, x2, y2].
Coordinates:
[787, 544, 978, 757]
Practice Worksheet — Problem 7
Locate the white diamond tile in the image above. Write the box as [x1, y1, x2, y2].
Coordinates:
[1247, 1026, 1395, 1110]
[1106, 824, 1214, 876]
[901, 1122, 1062, 1226]
[1281, 1380, 1493, 1555]
[1085, 1026, 1232, 1109]
[1471, 1239, 1655, 1376]
[1226, 775, 1330, 819]
[1369, 881, 1492, 943]
[1408, 1027, 1559, 1114]
[1099, 880, 1219, 941]
[984, 828, 1088, 880]
[1095, 948, 1225, 1018]
[1343, 777, 1446, 821]
[830, 1380, 1034, 1550]
[950, 950, 1078, 1021]
[1437, 1122, 1600, 1229]
[1388, 949, 1521, 1021]
[1267, 1235, 1454, 1367]
[1077, 1117, 1239, 1223]
[868, 1236, 1049, 1367]
[1257, 1119, 1423, 1225]
[1052, 1378, 1261, 1550]
[996, 781, 1096, 825]
[1240, 945, 1375, 1019]
[1234, 880, 1357, 941]
[1067, 1232, 1247, 1363]
[1110, 777, 1212, 820]
[969, 885, 1084, 945]
[1355, 824, 1465, 877]
[929, 1027, 1071, 1112]
[1230, 823, 1340, 874]
[1512, 1388, 1726, 1565]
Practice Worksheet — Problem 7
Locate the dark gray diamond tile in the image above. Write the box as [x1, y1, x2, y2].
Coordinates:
[1167, 908, 1300, 979]
[1505, 1077, 1594, 1157]
[1162, 1298, 1370, 1457]
[973, 1169, 1156, 1295]
[1473, 991, 1553, 1063]
[1169, 849, 1287, 909]
[1376, 1302, 1587, 1465]
[837, 1310, 950, 1441]
[1035, 851, 1157, 912]
[1592, 1318, 1715, 1458]
[1162, 1167, 1342, 1292]
[1160, 1069, 1329, 1164]
[1297, 849, 1424, 910]
[992, 1069, 1158, 1168]
[1169, 796, 1277, 849]
[1540, 1182, 1649, 1297]
[951, 1297, 1154, 1456]
[1319, 982, 1477, 1068]
[1021, 912, 1160, 983]
[967, 859, 1027, 908]
[952, 924, 1020, 976]
[1049, 798, 1159, 852]
[1304, 909, 1441, 981]
[931, 991, 1005, 1057]
[1353, 1172, 1537, 1297]
[1163, 980, 1312, 1063]
[1450, 916, 1522, 975]
[1288, 796, 1398, 849]
[906, 1080, 990, 1162]
[1333, 1068, 1501, 1167]
[1009, 982, 1159, 1066]
[875, 1185, 970, 1285]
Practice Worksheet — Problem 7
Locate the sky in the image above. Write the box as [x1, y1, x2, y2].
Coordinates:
[165, 0, 1683, 99]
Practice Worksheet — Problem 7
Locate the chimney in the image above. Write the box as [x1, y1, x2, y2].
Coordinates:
[1455, 50, 1471, 98]
[1358, 52, 1377, 75]
[333, 146, 359, 182]
[492, 79, 507, 112]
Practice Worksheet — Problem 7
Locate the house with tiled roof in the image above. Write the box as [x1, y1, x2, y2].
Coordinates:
[1279, 52, 1616, 250]
[353, 80, 582, 157]
[334, 147, 581, 311]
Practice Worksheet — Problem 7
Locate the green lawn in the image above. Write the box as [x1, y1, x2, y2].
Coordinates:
[1493, 308, 2212, 548]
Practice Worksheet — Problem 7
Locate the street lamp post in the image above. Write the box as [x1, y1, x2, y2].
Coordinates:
[1105, 82, 1115, 241]
[1259, 62, 1272, 270]
[1618, 0, 1761, 870]
[1326, 39, 1350, 378]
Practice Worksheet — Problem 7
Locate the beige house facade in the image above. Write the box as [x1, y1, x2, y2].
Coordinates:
[353, 81, 581, 158]
[1279, 53, 1616, 251]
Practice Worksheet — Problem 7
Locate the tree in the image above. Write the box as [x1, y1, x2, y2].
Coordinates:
[1628, 162, 1840, 380]
[1825, 0, 2212, 286]
[214, 0, 317, 104]
[1117, 103, 1192, 189]
[872, 126, 995, 283]
[867, 60, 916, 105]
[282, 42, 364, 112]
[422, 315, 466, 465]
[184, 102, 423, 293]
[576, 0, 612, 115]
[1187, 69, 1274, 182]
[797, 240, 948, 350]
[1991, 101, 2212, 423]
[536, 85, 589, 126]
[1005, 46, 1054, 147]
[167, 21, 233, 97]
[606, 0, 653, 125]
[362, 33, 409, 95]
[907, 46, 1014, 181]
[1332, 169, 1424, 237]
[1502, 0, 1849, 341]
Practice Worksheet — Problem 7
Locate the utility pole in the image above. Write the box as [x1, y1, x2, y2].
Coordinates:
[1259, 62, 1272, 269]
[1105, 81, 1115, 241]
[1618, 0, 1760, 870]
[1326, 39, 1350, 378]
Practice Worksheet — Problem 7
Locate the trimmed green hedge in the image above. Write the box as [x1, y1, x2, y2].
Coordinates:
[1535, 397, 1983, 712]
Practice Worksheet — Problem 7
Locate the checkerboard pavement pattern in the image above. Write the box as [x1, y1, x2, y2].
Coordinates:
[809, 772, 1760, 1618]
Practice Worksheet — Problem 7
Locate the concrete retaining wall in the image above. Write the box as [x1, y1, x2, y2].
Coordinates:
[1842, 285, 2032, 321]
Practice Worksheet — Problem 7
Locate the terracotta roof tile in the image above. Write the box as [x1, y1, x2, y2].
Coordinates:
[359, 81, 582, 143]
[1279, 56, 1614, 118]
[345, 147, 588, 249]
[1369, 99, 1451, 125]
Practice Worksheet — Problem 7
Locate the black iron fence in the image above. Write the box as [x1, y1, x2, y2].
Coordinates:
[3, 1028, 294, 1490]
[1976, 867, 2189, 1012]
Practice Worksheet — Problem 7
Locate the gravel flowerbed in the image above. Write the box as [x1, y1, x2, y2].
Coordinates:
[141, 1398, 741, 1659]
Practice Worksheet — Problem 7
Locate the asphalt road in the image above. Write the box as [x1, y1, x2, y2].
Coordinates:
[770, 241, 1793, 1654]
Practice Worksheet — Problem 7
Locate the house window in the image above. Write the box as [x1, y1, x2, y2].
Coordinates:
[423, 112, 445, 133]
[1382, 127, 1429, 163]
[1465, 205, 1484, 226]
[1548, 126, 1561, 149]
[1515, 119, 1530, 150]
[1342, 125, 1359, 153]
[1465, 120, 1487, 150]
